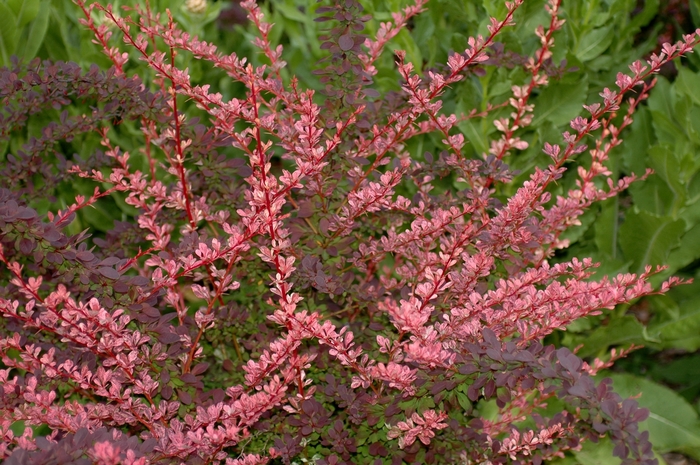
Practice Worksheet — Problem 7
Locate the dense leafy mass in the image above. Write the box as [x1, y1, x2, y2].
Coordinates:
[1, 0, 700, 464]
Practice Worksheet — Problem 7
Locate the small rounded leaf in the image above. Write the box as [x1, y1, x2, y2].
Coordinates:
[98, 267, 120, 280]
[338, 34, 354, 51]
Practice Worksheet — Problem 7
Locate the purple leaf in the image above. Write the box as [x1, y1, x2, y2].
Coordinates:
[98, 267, 120, 280]
[338, 34, 354, 51]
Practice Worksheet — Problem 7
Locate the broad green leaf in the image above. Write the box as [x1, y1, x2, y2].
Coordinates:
[648, 294, 700, 351]
[647, 78, 685, 145]
[649, 110, 687, 145]
[411, 13, 436, 62]
[651, 353, 700, 402]
[594, 198, 619, 258]
[587, 253, 631, 280]
[559, 205, 597, 245]
[542, 436, 665, 464]
[78, 201, 118, 233]
[688, 106, 700, 146]
[40, 16, 68, 61]
[621, 106, 655, 176]
[572, 315, 644, 358]
[575, 25, 614, 62]
[607, 373, 700, 454]
[674, 90, 694, 129]
[648, 145, 687, 216]
[451, 32, 468, 55]
[677, 67, 700, 106]
[7, 0, 39, 27]
[474, 398, 499, 422]
[574, 436, 666, 465]
[458, 118, 489, 157]
[574, 437, 644, 465]
[618, 210, 685, 273]
[649, 294, 681, 321]
[487, 79, 514, 98]
[480, 1, 507, 20]
[547, 453, 584, 464]
[666, 222, 700, 274]
[517, 0, 549, 34]
[623, 0, 659, 37]
[587, 53, 615, 72]
[629, 175, 677, 217]
[689, 175, 700, 225]
[0, 3, 18, 66]
[18, 0, 50, 60]
[565, 316, 593, 333]
[274, 2, 310, 23]
[532, 75, 588, 126]
[392, 29, 422, 70]
[109, 191, 141, 218]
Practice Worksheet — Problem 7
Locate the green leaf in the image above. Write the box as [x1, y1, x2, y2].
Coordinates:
[629, 175, 677, 217]
[392, 29, 422, 70]
[692, 0, 700, 28]
[573, 315, 644, 358]
[651, 353, 700, 399]
[8, 0, 39, 28]
[412, 14, 436, 64]
[0, 3, 19, 66]
[414, 395, 435, 411]
[458, 118, 489, 157]
[618, 210, 685, 273]
[666, 222, 700, 274]
[274, 2, 309, 22]
[621, 106, 655, 176]
[594, 198, 619, 258]
[559, 205, 597, 245]
[647, 77, 685, 145]
[78, 202, 117, 233]
[19, 0, 50, 61]
[532, 75, 588, 127]
[648, 145, 687, 216]
[623, 0, 659, 36]
[676, 67, 700, 106]
[517, 0, 549, 34]
[607, 373, 700, 454]
[575, 25, 614, 62]
[648, 294, 700, 352]
[568, 437, 666, 464]
[108, 190, 141, 217]
[689, 106, 700, 146]
[573, 437, 637, 465]
[451, 32, 468, 54]
[455, 391, 472, 412]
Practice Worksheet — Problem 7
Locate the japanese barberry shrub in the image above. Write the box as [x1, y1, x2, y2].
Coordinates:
[0, 0, 698, 464]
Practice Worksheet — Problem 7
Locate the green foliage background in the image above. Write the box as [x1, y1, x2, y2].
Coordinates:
[2, 0, 700, 462]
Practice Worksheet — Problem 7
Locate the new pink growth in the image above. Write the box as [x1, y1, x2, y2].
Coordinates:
[0, 0, 697, 463]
